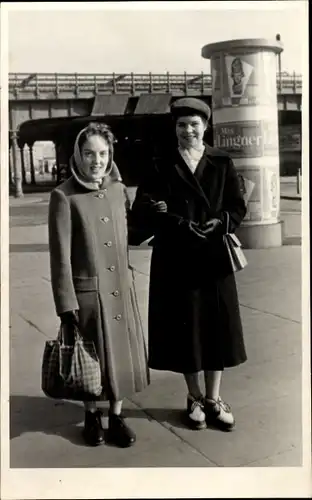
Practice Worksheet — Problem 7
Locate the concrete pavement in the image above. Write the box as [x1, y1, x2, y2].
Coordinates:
[8, 189, 303, 469]
[280, 176, 302, 201]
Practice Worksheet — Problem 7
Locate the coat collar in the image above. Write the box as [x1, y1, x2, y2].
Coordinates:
[70, 157, 122, 192]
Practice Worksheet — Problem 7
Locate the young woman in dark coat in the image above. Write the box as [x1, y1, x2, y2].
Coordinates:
[130, 98, 247, 432]
[48, 123, 150, 448]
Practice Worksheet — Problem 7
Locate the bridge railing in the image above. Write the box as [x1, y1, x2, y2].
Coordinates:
[8, 72, 302, 98]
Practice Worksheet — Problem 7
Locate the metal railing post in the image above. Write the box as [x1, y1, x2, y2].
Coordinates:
[201, 72, 204, 94]
[35, 73, 39, 98]
[74, 72, 79, 97]
[112, 73, 117, 94]
[293, 71, 297, 94]
[131, 72, 135, 95]
[184, 72, 188, 95]
[149, 72, 153, 93]
[55, 73, 59, 97]
[166, 72, 171, 93]
[14, 74, 18, 98]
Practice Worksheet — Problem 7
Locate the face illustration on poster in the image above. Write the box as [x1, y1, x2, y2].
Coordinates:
[224, 53, 254, 103]
[230, 57, 245, 95]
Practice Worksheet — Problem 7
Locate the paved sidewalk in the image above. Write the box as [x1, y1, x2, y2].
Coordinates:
[280, 176, 302, 200]
[8, 192, 303, 469]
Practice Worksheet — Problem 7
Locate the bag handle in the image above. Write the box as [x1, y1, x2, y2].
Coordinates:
[57, 323, 82, 345]
[224, 211, 230, 235]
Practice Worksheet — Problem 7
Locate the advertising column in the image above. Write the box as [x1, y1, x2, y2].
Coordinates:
[202, 39, 283, 248]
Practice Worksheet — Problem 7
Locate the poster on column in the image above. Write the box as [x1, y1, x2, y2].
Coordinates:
[236, 166, 262, 222]
[262, 166, 280, 222]
[216, 51, 277, 109]
[260, 51, 279, 106]
[213, 120, 279, 158]
[211, 56, 222, 110]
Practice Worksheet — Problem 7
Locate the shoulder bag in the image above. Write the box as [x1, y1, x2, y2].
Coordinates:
[223, 211, 248, 272]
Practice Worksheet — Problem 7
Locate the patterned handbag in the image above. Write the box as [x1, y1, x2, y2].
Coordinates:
[41, 324, 102, 401]
[223, 211, 248, 273]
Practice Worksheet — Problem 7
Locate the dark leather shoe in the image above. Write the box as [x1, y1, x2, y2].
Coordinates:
[108, 413, 136, 448]
[82, 410, 105, 446]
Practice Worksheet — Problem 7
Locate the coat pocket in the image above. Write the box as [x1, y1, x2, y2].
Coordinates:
[73, 276, 98, 292]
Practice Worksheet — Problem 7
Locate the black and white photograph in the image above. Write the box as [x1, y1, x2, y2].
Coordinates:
[1, 1, 310, 498]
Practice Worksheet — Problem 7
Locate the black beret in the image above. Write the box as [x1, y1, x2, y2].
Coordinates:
[170, 97, 211, 121]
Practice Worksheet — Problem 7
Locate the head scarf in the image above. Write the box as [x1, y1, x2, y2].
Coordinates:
[70, 126, 122, 191]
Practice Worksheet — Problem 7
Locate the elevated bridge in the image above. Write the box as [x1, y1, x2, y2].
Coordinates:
[9, 71, 302, 100]
[9, 71, 302, 132]
[8, 72, 302, 196]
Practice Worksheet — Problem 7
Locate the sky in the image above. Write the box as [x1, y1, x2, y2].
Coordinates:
[7, 2, 307, 75]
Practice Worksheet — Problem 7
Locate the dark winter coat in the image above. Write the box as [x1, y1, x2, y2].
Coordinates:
[48, 175, 150, 401]
[130, 144, 247, 373]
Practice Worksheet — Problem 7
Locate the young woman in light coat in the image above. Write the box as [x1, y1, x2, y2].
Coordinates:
[48, 122, 150, 448]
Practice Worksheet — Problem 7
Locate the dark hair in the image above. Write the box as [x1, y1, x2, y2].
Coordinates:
[77, 122, 115, 152]
[173, 112, 208, 124]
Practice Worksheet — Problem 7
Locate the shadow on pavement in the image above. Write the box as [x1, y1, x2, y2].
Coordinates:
[10, 395, 189, 447]
[130, 406, 189, 431]
[9, 205, 49, 228]
[9, 183, 55, 196]
[9, 205, 49, 217]
[282, 236, 302, 246]
[10, 244, 49, 253]
[10, 395, 87, 447]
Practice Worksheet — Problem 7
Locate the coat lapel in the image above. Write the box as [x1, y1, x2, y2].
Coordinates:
[195, 145, 222, 206]
[173, 149, 199, 193]
[172, 145, 219, 212]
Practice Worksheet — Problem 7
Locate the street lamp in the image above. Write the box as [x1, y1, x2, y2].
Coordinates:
[276, 34, 282, 91]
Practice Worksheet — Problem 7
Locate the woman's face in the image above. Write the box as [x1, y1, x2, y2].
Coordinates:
[81, 134, 110, 181]
[175, 114, 207, 148]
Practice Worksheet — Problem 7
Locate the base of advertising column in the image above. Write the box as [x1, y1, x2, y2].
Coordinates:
[236, 221, 283, 249]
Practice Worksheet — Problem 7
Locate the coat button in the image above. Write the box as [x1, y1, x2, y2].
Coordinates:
[101, 216, 110, 223]
[106, 241, 112, 247]
[113, 290, 120, 297]
[98, 193, 104, 199]
[109, 265, 116, 272]
[115, 314, 122, 321]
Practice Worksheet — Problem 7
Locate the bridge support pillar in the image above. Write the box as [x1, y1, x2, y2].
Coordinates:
[11, 131, 23, 198]
[9, 149, 14, 186]
[20, 145, 27, 185]
[28, 143, 36, 185]
[202, 38, 284, 248]
[54, 140, 70, 184]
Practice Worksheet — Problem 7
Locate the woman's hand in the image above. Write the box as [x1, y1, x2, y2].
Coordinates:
[200, 218, 222, 235]
[60, 311, 79, 345]
[150, 200, 168, 213]
[188, 221, 207, 240]
[60, 310, 79, 326]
